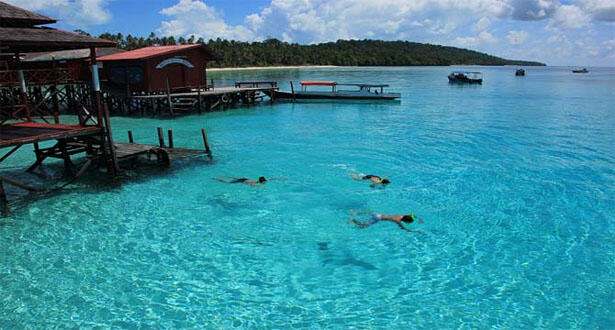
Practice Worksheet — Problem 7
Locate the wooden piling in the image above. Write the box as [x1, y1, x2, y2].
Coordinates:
[128, 130, 134, 143]
[197, 87, 202, 114]
[0, 179, 8, 217]
[157, 127, 165, 147]
[290, 81, 296, 102]
[168, 130, 174, 148]
[201, 129, 211, 155]
[166, 77, 173, 116]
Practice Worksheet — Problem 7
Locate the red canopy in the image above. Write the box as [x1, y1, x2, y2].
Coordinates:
[300, 81, 336, 86]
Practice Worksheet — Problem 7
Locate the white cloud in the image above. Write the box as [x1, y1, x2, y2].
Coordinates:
[453, 30, 498, 48]
[473, 17, 492, 32]
[157, 0, 254, 40]
[603, 39, 615, 50]
[245, 0, 517, 43]
[580, 0, 615, 22]
[548, 5, 592, 29]
[5, 0, 111, 28]
[507, 0, 559, 21]
[507, 30, 529, 45]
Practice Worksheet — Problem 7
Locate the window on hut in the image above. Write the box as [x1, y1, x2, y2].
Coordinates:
[109, 66, 143, 85]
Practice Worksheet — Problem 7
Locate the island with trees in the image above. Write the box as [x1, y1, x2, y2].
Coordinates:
[94, 32, 546, 67]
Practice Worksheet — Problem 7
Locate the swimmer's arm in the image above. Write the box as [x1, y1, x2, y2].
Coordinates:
[398, 223, 425, 234]
[268, 177, 289, 181]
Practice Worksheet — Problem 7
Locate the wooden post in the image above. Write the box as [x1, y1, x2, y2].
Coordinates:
[201, 128, 211, 155]
[16, 56, 31, 121]
[197, 86, 202, 114]
[103, 103, 119, 175]
[51, 84, 60, 123]
[168, 130, 174, 148]
[157, 127, 165, 147]
[166, 77, 173, 116]
[290, 81, 296, 102]
[0, 179, 8, 217]
[128, 130, 134, 143]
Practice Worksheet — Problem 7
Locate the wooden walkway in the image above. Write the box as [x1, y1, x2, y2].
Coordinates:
[129, 86, 276, 99]
[106, 82, 279, 115]
[0, 122, 101, 148]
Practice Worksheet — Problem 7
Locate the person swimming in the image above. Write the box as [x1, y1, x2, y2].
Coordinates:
[347, 210, 424, 233]
[212, 176, 268, 187]
[350, 173, 390, 187]
[212, 176, 288, 187]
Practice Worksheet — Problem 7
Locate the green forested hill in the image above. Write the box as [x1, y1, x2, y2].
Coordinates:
[96, 33, 545, 67]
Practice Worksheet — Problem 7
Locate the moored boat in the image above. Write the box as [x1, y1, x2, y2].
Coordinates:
[448, 71, 483, 84]
[572, 68, 588, 73]
[265, 81, 401, 100]
[515, 68, 525, 76]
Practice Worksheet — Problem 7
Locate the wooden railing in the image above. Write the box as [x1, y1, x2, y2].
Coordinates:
[0, 68, 77, 87]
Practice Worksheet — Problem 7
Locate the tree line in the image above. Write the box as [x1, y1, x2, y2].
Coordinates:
[90, 31, 545, 67]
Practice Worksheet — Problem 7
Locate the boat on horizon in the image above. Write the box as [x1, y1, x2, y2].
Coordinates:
[572, 68, 589, 73]
[448, 71, 483, 84]
[515, 68, 525, 76]
[265, 81, 401, 100]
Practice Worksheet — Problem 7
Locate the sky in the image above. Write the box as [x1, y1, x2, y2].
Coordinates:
[9, 0, 615, 66]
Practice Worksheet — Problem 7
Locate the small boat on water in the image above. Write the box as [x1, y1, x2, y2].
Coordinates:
[448, 71, 483, 84]
[572, 68, 588, 73]
[515, 68, 525, 76]
[265, 81, 401, 100]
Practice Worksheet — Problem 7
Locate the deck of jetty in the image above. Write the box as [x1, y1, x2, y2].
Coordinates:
[108, 82, 279, 115]
[0, 122, 102, 148]
[130, 86, 277, 99]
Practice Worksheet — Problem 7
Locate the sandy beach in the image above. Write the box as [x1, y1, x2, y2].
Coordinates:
[208, 65, 338, 72]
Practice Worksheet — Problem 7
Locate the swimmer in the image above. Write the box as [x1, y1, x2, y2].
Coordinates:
[350, 173, 390, 187]
[212, 176, 287, 187]
[347, 210, 424, 233]
[212, 176, 267, 187]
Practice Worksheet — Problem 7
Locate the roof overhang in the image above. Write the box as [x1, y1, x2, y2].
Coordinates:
[0, 26, 116, 53]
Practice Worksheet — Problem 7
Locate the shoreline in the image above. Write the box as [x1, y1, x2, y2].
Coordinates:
[207, 65, 338, 72]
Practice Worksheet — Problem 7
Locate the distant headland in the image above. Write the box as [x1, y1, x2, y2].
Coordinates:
[96, 32, 546, 67]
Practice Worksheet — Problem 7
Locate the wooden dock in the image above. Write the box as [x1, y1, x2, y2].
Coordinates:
[105, 82, 279, 116]
[0, 125, 212, 216]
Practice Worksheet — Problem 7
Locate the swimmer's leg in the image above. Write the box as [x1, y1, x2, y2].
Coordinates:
[349, 173, 362, 181]
[348, 217, 369, 229]
[211, 178, 230, 183]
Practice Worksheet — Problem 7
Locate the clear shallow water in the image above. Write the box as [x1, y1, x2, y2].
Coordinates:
[1, 66, 614, 328]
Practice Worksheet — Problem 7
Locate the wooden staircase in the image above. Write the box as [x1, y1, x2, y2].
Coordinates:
[171, 97, 197, 113]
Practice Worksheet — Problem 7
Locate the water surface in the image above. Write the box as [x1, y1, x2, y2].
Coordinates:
[1, 66, 614, 328]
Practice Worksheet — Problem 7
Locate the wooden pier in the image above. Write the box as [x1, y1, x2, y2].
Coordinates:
[0, 126, 212, 216]
[105, 82, 278, 116]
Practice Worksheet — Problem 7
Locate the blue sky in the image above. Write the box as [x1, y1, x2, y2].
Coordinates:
[10, 0, 615, 66]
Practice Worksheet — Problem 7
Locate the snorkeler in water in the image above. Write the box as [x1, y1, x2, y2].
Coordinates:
[212, 176, 287, 187]
[347, 210, 424, 233]
[212, 176, 267, 187]
[350, 173, 390, 187]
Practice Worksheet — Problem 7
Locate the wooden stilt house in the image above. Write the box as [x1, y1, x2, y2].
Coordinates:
[0, 0, 117, 214]
[97, 44, 216, 95]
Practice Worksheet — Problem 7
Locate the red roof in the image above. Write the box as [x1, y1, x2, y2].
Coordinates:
[97, 44, 215, 61]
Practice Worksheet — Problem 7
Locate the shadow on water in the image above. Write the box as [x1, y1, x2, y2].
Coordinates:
[317, 242, 378, 270]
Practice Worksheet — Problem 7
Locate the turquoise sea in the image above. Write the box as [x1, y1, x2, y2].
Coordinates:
[1, 66, 614, 328]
